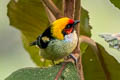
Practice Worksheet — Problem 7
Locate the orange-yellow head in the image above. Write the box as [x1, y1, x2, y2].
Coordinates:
[51, 17, 79, 40]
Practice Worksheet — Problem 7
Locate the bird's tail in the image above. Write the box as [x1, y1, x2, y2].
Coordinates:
[30, 40, 37, 46]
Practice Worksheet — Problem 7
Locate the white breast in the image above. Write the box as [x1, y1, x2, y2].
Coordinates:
[40, 31, 78, 60]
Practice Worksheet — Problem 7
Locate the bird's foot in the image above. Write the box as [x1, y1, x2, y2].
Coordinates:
[69, 54, 78, 64]
[64, 53, 79, 65]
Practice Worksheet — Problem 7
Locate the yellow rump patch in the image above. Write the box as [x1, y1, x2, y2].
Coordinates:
[42, 36, 50, 42]
[51, 17, 69, 40]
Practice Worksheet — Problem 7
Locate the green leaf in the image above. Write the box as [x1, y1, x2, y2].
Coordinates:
[80, 8, 92, 37]
[7, 0, 63, 67]
[7, 0, 51, 67]
[109, 0, 120, 9]
[5, 63, 80, 80]
[80, 8, 92, 53]
[7, 0, 91, 67]
[7, 0, 120, 80]
[82, 43, 120, 80]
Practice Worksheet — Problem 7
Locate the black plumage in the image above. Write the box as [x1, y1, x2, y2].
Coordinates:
[30, 26, 54, 48]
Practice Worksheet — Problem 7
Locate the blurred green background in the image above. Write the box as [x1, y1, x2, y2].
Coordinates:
[0, 0, 120, 80]
[0, 0, 36, 80]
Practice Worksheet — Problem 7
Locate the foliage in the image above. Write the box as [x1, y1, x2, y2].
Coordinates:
[110, 0, 120, 9]
[7, 0, 91, 67]
[5, 63, 80, 80]
[83, 43, 120, 80]
[7, 0, 120, 80]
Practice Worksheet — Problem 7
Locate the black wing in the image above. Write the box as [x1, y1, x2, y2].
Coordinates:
[30, 27, 54, 48]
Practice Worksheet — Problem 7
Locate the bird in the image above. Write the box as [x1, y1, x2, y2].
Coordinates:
[30, 17, 79, 62]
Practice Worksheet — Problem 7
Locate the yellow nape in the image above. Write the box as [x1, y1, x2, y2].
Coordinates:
[51, 17, 70, 40]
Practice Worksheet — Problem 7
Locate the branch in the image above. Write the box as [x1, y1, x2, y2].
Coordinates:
[54, 63, 67, 80]
[73, 0, 84, 80]
[63, 0, 75, 18]
[73, 0, 81, 53]
[41, 1, 56, 23]
[74, 0, 81, 36]
[41, 0, 63, 19]
[79, 36, 98, 80]
[79, 36, 98, 53]
[80, 36, 111, 80]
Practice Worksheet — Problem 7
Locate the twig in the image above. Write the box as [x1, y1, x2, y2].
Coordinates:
[54, 63, 67, 80]
[41, 0, 63, 19]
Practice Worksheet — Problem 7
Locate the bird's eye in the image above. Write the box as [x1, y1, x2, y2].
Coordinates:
[66, 24, 72, 29]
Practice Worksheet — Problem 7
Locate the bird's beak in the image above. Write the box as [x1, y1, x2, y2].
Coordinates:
[73, 20, 80, 26]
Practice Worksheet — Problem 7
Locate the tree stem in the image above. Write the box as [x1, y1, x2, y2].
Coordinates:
[63, 0, 75, 18]
[74, 0, 84, 80]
